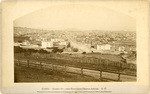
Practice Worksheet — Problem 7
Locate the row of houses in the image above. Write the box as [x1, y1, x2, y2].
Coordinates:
[95, 41, 136, 52]
[41, 39, 69, 48]
[14, 36, 136, 53]
[14, 37, 69, 49]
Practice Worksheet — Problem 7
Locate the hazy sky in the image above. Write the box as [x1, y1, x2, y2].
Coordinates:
[14, 5, 136, 31]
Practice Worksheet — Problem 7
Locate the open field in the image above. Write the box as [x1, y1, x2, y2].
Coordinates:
[14, 59, 136, 82]
[14, 51, 136, 82]
[14, 65, 100, 82]
[15, 52, 136, 75]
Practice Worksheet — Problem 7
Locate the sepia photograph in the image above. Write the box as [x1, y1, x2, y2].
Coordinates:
[1, 1, 150, 94]
[14, 4, 137, 82]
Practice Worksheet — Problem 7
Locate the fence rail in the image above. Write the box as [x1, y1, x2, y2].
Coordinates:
[14, 59, 136, 82]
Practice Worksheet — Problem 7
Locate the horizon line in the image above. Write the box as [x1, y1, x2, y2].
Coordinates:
[14, 26, 136, 32]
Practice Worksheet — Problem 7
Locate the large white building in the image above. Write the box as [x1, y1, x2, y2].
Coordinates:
[97, 44, 112, 50]
[41, 41, 53, 48]
[59, 41, 68, 46]
[96, 42, 135, 52]
[118, 46, 125, 52]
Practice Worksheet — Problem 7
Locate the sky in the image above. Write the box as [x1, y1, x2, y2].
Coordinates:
[14, 5, 136, 31]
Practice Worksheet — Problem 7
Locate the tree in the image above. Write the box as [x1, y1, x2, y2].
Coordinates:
[14, 46, 24, 53]
[82, 52, 86, 54]
[72, 48, 78, 52]
[58, 49, 63, 53]
[38, 49, 48, 53]
[52, 48, 59, 53]
[67, 42, 71, 48]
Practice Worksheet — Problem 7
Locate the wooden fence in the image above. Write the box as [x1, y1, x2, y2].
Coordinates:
[14, 59, 136, 82]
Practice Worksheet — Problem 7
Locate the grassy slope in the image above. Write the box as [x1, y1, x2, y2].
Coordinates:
[14, 65, 100, 82]
[15, 53, 136, 74]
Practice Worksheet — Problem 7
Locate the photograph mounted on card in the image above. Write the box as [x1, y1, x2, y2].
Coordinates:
[1, 1, 150, 94]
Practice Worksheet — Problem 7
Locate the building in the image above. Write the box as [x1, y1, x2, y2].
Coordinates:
[111, 41, 136, 52]
[118, 46, 125, 52]
[97, 44, 112, 51]
[59, 41, 68, 46]
[20, 40, 30, 46]
[96, 41, 136, 52]
[41, 41, 53, 48]
[22, 41, 28, 46]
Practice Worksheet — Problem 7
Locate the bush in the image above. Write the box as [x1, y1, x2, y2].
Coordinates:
[82, 52, 86, 54]
[58, 49, 63, 53]
[67, 42, 71, 48]
[72, 48, 78, 52]
[38, 49, 48, 53]
[14, 46, 24, 53]
[52, 48, 59, 53]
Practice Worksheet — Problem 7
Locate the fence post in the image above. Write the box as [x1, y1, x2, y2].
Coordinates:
[118, 73, 121, 81]
[52, 64, 54, 71]
[27, 60, 29, 67]
[17, 59, 20, 66]
[65, 65, 67, 74]
[99, 70, 102, 80]
[81, 67, 83, 76]
[40, 62, 42, 69]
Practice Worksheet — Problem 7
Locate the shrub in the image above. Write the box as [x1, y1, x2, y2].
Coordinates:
[14, 46, 24, 53]
[72, 48, 78, 52]
[38, 49, 48, 53]
[67, 42, 71, 48]
[58, 49, 63, 53]
[82, 52, 86, 54]
[52, 48, 59, 53]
